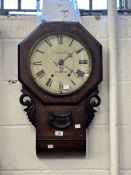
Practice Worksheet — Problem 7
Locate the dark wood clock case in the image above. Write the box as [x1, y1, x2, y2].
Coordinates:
[18, 21, 102, 155]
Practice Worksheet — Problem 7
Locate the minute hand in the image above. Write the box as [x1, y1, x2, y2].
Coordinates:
[63, 65, 76, 75]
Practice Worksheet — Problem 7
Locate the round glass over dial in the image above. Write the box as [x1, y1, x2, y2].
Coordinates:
[30, 34, 92, 95]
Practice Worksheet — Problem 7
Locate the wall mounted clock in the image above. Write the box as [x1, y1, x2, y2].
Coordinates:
[19, 21, 102, 155]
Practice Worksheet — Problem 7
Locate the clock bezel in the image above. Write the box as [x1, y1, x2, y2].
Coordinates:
[18, 21, 102, 104]
[27, 32, 93, 96]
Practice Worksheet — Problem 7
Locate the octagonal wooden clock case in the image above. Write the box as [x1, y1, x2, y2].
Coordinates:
[18, 21, 102, 155]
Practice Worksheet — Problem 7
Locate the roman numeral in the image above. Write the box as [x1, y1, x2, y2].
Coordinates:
[76, 48, 84, 54]
[79, 60, 88, 64]
[69, 39, 74, 47]
[36, 50, 44, 53]
[71, 80, 76, 86]
[76, 69, 85, 77]
[57, 35, 63, 44]
[36, 70, 45, 79]
[59, 81, 63, 93]
[33, 61, 42, 65]
[45, 39, 53, 47]
[46, 78, 53, 87]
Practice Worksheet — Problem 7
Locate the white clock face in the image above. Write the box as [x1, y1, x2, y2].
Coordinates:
[30, 33, 92, 95]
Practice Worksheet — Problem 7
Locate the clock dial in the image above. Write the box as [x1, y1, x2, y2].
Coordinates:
[30, 34, 92, 95]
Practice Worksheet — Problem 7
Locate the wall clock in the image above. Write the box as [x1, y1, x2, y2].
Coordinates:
[18, 21, 102, 155]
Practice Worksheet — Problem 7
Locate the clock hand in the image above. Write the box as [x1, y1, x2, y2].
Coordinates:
[62, 50, 76, 62]
[63, 65, 76, 75]
[63, 65, 85, 80]
[57, 50, 76, 68]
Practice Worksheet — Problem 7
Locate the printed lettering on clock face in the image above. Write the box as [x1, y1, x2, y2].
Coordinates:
[30, 34, 92, 95]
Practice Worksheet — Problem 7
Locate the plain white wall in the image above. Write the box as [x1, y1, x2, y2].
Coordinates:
[0, 15, 131, 175]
